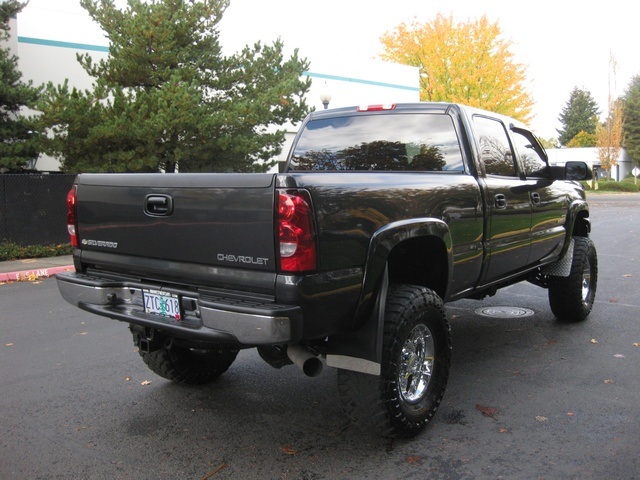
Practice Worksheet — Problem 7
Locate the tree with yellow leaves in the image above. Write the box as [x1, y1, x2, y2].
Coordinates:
[379, 14, 534, 124]
[597, 98, 623, 177]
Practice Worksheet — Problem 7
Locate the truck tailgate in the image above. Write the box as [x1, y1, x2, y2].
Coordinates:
[75, 173, 276, 272]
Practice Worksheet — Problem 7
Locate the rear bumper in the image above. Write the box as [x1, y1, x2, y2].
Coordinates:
[56, 272, 301, 346]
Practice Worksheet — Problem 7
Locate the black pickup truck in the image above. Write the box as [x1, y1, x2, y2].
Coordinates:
[57, 102, 597, 438]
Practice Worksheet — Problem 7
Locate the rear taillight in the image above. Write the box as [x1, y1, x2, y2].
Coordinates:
[66, 186, 78, 247]
[277, 189, 317, 273]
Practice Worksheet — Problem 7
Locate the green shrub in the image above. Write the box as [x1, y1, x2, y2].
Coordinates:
[0, 241, 73, 261]
[596, 181, 639, 192]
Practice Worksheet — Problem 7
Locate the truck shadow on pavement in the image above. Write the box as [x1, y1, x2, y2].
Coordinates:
[108, 295, 616, 479]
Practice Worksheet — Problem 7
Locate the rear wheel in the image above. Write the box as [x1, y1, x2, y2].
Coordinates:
[337, 284, 451, 438]
[137, 340, 238, 385]
[548, 236, 598, 322]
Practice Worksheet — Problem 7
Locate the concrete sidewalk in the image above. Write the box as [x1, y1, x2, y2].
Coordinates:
[0, 255, 74, 283]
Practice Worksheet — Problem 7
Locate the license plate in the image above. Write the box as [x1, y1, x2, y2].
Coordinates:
[143, 290, 181, 320]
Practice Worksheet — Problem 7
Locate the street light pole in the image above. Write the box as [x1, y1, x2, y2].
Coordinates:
[319, 81, 332, 109]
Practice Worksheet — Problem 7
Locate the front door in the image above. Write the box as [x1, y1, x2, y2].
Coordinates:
[473, 115, 532, 284]
[510, 127, 568, 264]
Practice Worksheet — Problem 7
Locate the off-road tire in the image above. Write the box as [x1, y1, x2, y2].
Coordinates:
[548, 236, 598, 322]
[337, 284, 451, 438]
[139, 343, 238, 385]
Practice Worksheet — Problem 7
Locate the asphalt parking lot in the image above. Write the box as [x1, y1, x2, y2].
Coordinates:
[1, 193, 638, 479]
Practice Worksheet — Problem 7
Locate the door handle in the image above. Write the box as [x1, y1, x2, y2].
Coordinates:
[531, 192, 541, 205]
[494, 194, 507, 209]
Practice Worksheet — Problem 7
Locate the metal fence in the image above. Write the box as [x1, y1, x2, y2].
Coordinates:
[0, 174, 76, 246]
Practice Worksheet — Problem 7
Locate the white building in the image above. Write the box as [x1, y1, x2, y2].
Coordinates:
[6, 13, 420, 172]
[546, 147, 633, 181]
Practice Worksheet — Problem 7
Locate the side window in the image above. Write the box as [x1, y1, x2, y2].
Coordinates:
[473, 116, 517, 177]
[511, 130, 549, 178]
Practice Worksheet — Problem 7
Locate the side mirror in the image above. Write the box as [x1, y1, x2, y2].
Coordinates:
[565, 161, 593, 181]
[550, 161, 593, 181]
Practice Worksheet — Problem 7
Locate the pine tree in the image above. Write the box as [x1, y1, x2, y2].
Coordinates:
[557, 87, 600, 146]
[36, 0, 311, 173]
[0, 0, 39, 171]
[622, 75, 640, 182]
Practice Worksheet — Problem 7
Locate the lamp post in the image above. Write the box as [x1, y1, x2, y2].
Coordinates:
[319, 82, 332, 109]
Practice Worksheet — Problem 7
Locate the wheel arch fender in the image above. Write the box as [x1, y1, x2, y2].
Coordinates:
[560, 200, 591, 257]
[326, 218, 453, 375]
[358, 218, 453, 315]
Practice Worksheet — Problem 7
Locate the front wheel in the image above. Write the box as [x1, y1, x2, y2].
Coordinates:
[548, 236, 598, 322]
[337, 284, 452, 438]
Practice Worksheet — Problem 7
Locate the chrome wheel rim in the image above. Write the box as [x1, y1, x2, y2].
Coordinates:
[581, 258, 592, 305]
[398, 324, 435, 404]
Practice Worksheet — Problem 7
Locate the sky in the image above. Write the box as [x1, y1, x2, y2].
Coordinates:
[15, 0, 640, 139]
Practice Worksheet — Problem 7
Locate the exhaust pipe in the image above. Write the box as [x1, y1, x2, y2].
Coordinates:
[287, 345, 323, 377]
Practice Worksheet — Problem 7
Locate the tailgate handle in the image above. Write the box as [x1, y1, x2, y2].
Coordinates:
[145, 195, 173, 216]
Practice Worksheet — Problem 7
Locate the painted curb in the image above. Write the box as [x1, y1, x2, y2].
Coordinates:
[0, 265, 75, 283]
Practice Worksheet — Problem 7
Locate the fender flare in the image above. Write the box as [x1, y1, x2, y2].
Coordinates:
[326, 218, 453, 376]
[559, 199, 590, 256]
[357, 218, 453, 317]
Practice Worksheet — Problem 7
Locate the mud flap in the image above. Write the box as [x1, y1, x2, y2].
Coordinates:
[325, 268, 388, 376]
[542, 238, 574, 277]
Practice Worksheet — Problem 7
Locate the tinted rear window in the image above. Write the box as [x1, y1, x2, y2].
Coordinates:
[289, 113, 464, 172]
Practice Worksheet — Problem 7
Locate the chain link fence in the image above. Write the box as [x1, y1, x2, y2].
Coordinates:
[0, 174, 76, 246]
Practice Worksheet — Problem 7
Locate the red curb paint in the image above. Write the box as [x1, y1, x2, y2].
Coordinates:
[0, 265, 74, 283]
